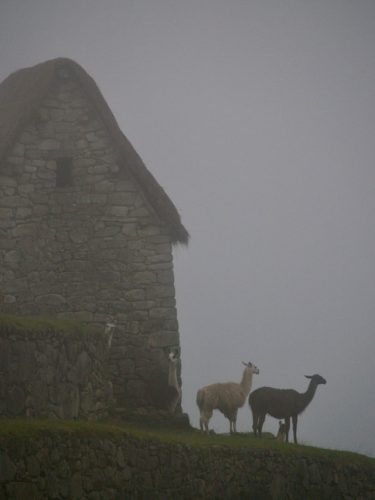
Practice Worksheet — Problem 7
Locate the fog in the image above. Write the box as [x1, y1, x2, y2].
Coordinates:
[1, 0, 374, 456]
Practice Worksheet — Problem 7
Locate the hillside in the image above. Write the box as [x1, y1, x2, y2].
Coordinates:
[0, 419, 374, 499]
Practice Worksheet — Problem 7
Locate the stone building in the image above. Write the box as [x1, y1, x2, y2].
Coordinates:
[0, 58, 188, 410]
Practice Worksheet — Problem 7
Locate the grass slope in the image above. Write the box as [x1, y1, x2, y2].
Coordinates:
[0, 419, 373, 467]
[0, 314, 97, 338]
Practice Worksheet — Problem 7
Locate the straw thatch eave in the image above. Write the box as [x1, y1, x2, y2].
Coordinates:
[0, 58, 189, 245]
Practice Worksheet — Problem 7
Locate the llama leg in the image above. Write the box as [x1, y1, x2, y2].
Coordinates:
[292, 415, 298, 444]
[203, 409, 212, 434]
[234, 410, 238, 433]
[229, 418, 235, 434]
[200, 415, 207, 433]
[199, 414, 204, 432]
[199, 409, 208, 433]
[258, 413, 266, 437]
[201, 416, 209, 434]
[285, 417, 291, 442]
[204, 419, 209, 434]
[255, 414, 261, 437]
[252, 411, 259, 436]
[230, 411, 238, 434]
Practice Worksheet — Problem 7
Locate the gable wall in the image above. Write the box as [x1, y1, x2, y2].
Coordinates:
[0, 77, 180, 409]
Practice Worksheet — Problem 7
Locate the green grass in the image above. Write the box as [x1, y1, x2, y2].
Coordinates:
[1, 418, 373, 468]
[0, 418, 124, 438]
[0, 314, 97, 338]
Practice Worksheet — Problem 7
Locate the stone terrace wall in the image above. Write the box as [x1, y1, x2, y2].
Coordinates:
[0, 429, 374, 499]
[0, 322, 112, 420]
[0, 76, 180, 408]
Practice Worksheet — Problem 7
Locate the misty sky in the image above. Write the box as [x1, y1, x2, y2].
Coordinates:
[1, 0, 374, 457]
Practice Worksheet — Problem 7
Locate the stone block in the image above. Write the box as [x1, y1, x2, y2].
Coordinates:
[122, 222, 137, 235]
[108, 192, 137, 206]
[108, 206, 129, 217]
[4, 250, 19, 268]
[132, 300, 155, 311]
[120, 358, 135, 376]
[76, 138, 89, 149]
[3, 295, 16, 304]
[16, 208, 32, 219]
[32, 205, 49, 216]
[12, 143, 25, 156]
[6, 482, 39, 500]
[129, 207, 149, 217]
[26, 455, 41, 477]
[70, 227, 90, 243]
[148, 332, 179, 348]
[0, 208, 13, 219]
[147, 285, 175, 299]
[138, 226, 161, 238]
[147, 253, 172, 264]
[3, 278, 27, 293]
[125, 289, 146, 301]
[133, 271, 156, 285]
[12, 223, 38, 238]
[94, 224, 122, 237]
[35, 294, 66, 305]
[19, 131, 34, 144]
[8, 386, 25, 415]
[157, 270, 175, 284]
[18, 184, 35, 194]
[88, 165, 109, 175]
[71, 473, 83, 500]
[40, 139, 61, 150]
[6, 156, 23, 166]
[2, 196, 29, 208]
[95, 180, 114, 192]
[74, 158, 96, 168]
[29, 192, 49, 204]
[149, 307, 175, 319]
[89, 193, 108, 204]
[0, 452, 16, 481]
[85, 132, 97, 142]
[49, 108, 65, 121]
[36, 169, 55, 181]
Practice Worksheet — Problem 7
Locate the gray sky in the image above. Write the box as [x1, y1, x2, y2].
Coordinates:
[1, 0, 374, 456]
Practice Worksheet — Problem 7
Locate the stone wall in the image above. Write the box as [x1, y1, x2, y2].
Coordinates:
[0, 427, 374, 499]
[0, 320, 112, 420]
[0, 75, 180, 408]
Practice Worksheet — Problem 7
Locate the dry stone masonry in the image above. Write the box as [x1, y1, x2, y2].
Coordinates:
[0, 58, 188, 411]
[0, 427, 374, 499]
[0, 320, 112, 420]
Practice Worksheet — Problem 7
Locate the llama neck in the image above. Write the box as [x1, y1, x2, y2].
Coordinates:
[240, 368, 253, 395]
[168, 362, 179, 390]
[298, 381, 318, 412]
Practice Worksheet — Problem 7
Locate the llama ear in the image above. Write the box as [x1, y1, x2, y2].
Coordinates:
[305, 375, 313, 379]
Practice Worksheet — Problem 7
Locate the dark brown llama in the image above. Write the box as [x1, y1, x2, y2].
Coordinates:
[249, 374, 326, 444]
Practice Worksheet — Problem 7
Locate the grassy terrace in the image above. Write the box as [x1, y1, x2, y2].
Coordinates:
[1, 312, 373, 469]
[0, 419, 373, 468]
[0, 314, 97, 337]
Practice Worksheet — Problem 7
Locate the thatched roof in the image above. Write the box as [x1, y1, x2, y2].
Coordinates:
[0, 58, 189, 245]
